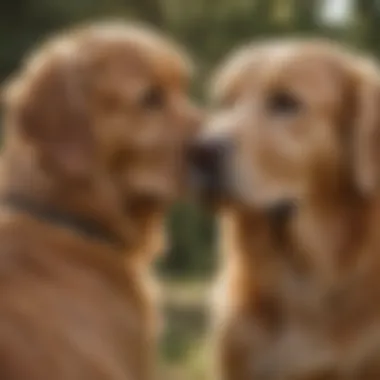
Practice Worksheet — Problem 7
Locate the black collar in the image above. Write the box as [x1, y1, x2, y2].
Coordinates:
[3, 194, 124, 249]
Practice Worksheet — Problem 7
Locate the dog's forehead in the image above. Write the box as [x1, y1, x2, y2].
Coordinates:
[71, 27, 192, 88]
[266, 44, 352, 104]
[212, 41, 346, 104]
[26, 24, 192, 89]
[248, 44, 342, 85]
[211, 43, 304, 102]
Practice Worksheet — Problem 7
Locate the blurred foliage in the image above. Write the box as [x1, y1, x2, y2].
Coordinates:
[160, 203, 215, 277]
[0, 0, 379, 277]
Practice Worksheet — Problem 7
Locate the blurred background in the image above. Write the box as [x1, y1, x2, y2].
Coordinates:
[0, 0, 379, 378]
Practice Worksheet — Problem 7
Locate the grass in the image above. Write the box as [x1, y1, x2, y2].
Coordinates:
[159, 278, 212, 380]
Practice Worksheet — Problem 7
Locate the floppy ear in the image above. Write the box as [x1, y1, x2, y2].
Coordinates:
[6, 54, 94, 179]
[349, 59, 380, 196]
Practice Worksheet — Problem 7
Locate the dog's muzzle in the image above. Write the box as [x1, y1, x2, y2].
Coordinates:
[187, 137, 231, 199]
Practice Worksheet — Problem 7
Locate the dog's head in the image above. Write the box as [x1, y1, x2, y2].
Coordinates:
[189, 40, 380, 210]
[4, 22, 200, 210]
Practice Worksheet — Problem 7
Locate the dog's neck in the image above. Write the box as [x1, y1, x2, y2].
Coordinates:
[218, 188, 380, 313]
[0, 141, 166, 259]
[294, 190, 369, 272]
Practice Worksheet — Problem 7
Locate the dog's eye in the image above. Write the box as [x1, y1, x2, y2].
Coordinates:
[140, 86, 165, 110]
[267, 91, 301, 116]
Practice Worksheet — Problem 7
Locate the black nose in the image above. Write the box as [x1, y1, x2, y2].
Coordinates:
[187, 138, 230, 195]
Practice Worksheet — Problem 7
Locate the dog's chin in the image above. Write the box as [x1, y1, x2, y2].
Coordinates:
[263, 198, 296, 221]
[195, 189, 227, 210]
[127, 185, 179, 214]
[188, 179, 232, 211]
[187, 166, 235, 210]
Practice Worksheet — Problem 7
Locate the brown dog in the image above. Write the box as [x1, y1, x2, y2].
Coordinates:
[0, 22, 199, 380]
[190, 40, 380, 379]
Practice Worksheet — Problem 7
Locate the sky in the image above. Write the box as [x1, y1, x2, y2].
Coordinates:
[320, 0, 353, 26]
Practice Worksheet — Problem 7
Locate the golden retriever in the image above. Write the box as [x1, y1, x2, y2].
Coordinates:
[0, 22, 199, 380]
[190, 40, 380, 379]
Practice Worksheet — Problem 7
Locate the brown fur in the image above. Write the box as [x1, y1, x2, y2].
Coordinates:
[204, 40, 380, 379]
[0, 22, 200, 380]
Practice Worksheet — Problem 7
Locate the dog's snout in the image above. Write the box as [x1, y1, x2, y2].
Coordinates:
[187, 138, 231, 195]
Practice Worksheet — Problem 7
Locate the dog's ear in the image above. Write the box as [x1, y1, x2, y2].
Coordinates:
[346, 58, 380, 196]
[5, 52, 94, 179]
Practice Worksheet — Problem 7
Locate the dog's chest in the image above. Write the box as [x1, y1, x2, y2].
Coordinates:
[215, 274, 338, 379]
[236, 322, 336, 379]
[217, 213, 380, 379]
[228, 318, 380, 380]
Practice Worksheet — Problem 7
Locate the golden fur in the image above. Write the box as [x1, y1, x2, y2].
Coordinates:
[198, 40, 380, 379]
[0, 22, 200, 380]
